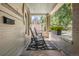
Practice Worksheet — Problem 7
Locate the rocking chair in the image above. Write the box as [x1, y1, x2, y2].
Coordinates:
[29, 27, 48, 50]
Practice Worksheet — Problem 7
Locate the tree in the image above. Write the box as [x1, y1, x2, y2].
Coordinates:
[50, 3, 72, 30]
[40, 16, 46, 31]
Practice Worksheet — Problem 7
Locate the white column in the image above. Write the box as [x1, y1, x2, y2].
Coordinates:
[46, 14, 50, 31]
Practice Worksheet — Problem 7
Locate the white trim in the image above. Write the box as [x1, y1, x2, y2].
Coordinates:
[49, 3, 64, 15]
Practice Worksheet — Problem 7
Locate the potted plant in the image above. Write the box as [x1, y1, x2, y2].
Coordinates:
[50, 26, 64, 35]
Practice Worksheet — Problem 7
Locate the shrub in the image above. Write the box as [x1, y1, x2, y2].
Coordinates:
[50, 26, 64, 31]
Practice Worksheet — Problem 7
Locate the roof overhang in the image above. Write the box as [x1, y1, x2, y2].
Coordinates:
[49, 3, 64, 15]
[26, 3, 57, 15]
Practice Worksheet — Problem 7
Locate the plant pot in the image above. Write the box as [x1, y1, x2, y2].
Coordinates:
[49, 30, 61, 35]
[57, 30, 61, 35]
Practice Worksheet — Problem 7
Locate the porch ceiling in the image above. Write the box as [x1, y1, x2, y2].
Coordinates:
[26, 3, 57, 15]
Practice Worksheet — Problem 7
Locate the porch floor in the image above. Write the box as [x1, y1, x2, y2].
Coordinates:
[20, 49, 65, 56]
[20, 37, 65, 56]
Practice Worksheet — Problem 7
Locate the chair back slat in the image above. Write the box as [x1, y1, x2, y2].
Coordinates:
[29, 27, 35, 38]
[34, 27, 38, 36]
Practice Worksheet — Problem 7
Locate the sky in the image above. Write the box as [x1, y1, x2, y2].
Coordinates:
[32, 16, 41, 21]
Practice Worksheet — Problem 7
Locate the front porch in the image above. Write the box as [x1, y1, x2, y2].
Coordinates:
[20, 3, 72, 56]
[20, 30, 72, 56]
[20, 34, 65, 56]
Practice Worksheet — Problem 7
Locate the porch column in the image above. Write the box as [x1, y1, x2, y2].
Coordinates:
[24, 4, 31, 35]
[46, 14, 50, 32]
[28, 10, 31, 35]
[26, 10, 31, 35]
[72, 3, 79, 55]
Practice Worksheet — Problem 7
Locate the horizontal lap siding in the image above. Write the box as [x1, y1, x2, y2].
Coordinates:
[0, 3, 26, 56]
